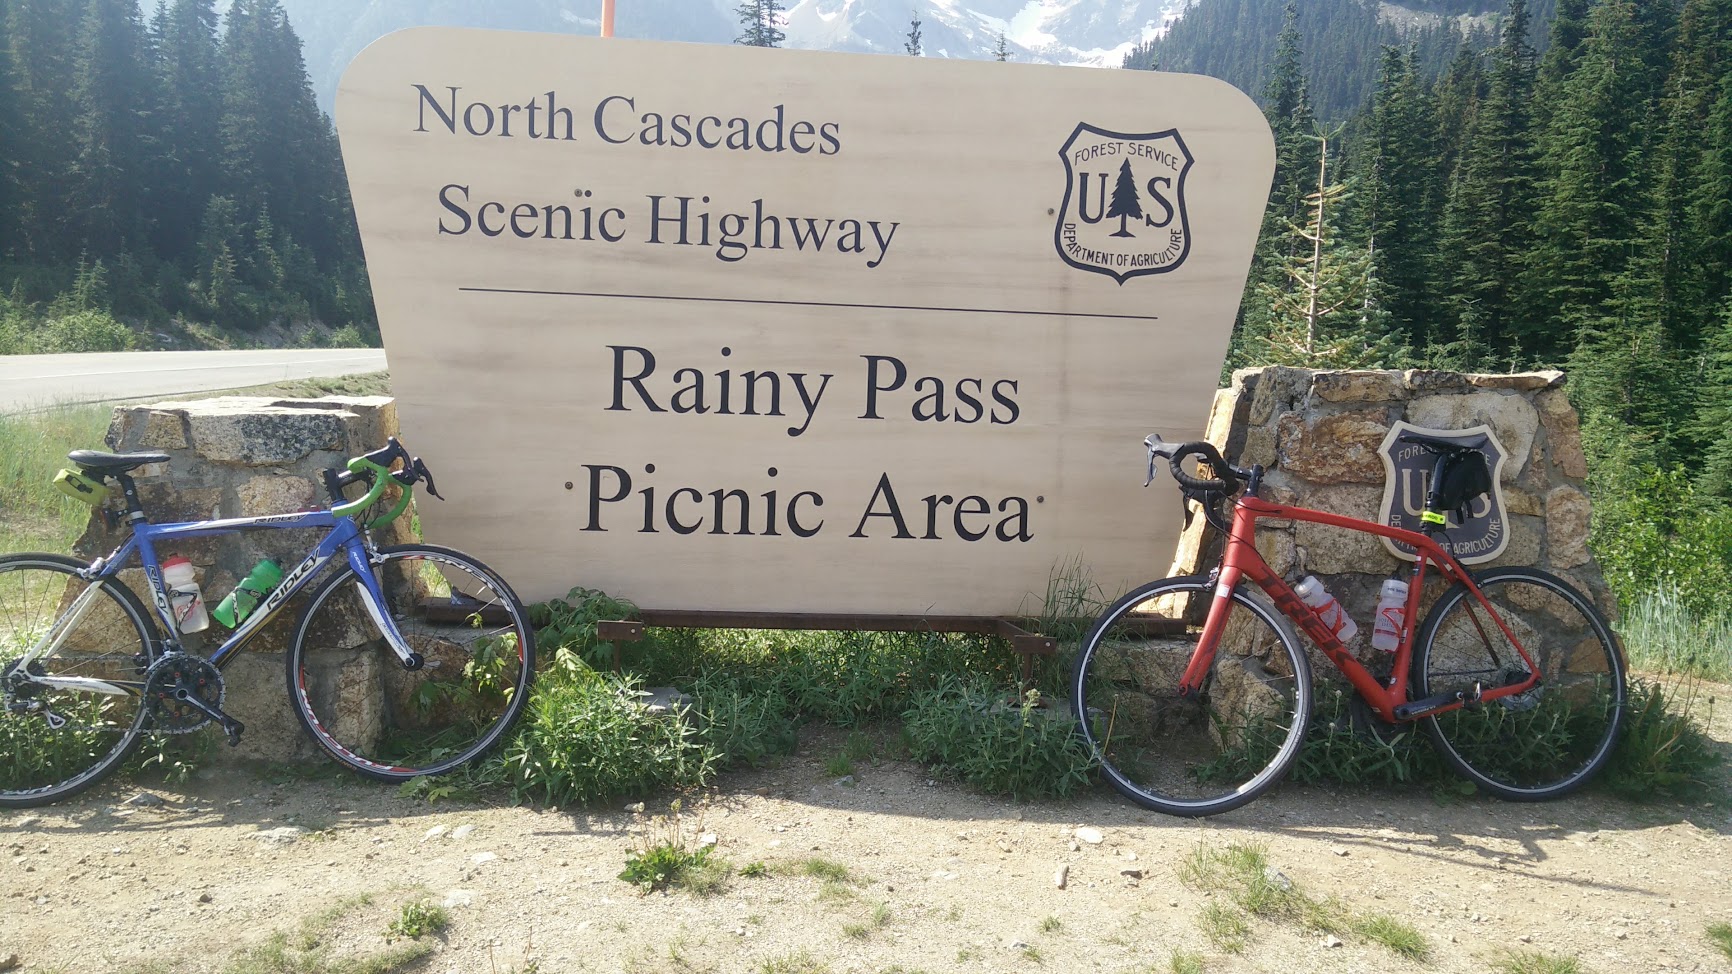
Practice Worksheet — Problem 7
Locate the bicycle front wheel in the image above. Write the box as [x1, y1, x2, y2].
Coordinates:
[1072, 576, 1312, 817]
[1415, 567, 1626, 801]
[286, 544, 535, 781]
[1, 554, 155, 807]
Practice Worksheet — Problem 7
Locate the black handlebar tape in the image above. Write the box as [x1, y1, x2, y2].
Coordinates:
[1168, 442, 1238, 493]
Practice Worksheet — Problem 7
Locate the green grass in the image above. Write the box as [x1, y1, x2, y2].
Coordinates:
[1618, 586, 1732, 679]
[1168, 951, 1204, 974]
[1039, 915, 1062, 933]
[1196, 901, 1250, 953]
[0, 404, 115, 551]
[385, 899, 447, 939]
[758, 953, 830, 974]
[1491, 949, 1586, 974]
[1178, 841, 1425, 957]
[1353, 913, 1428, 960]
[1707, 921, 1732, 960]
[118, 893, 438, 974]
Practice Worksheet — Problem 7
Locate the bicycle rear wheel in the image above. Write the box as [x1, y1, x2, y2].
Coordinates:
[286, 544, 535, 781]
[1414, 566, 1625, 801]
[0, 554, 155, 807]
[1071, 576, 1312, 817]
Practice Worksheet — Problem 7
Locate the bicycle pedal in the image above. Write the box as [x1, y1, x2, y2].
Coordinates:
[221, 717, 246, 747]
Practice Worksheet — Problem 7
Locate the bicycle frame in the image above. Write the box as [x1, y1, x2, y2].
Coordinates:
[24, 509, 415, 698]
[1182, 493, 1541, 722]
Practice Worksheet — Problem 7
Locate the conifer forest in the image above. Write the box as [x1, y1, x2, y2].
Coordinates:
[0, 0, 371, 353]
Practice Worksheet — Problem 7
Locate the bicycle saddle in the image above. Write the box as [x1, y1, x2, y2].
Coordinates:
[1398, 432, 1487, 453]
[67, 450, 171, 476]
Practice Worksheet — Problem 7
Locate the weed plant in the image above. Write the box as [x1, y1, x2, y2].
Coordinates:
[618, 799, 730, 895]
[496, 662, 715, 805]
[1602, 679, 1723, 800]
[386, 900, 448, 939]
[901, 681, 1097, 799]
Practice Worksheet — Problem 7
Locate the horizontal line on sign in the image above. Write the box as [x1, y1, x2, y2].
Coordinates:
[457, 286, 1160, 321]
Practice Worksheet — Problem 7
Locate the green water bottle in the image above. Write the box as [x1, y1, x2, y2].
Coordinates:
[212, 559, 283, 627]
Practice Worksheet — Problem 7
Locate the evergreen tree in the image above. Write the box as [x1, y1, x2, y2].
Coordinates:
[1439, 0, 1537, 359]
[1519, 0, 1663, 363]
[0, 0, 16, 258]
[5, 0, 80, 260]
[1359, 45, 1438, 349]
[1106, 159, 1142, 237]
[993, 31, 1010, 62]
[905, 10, 921, 55]
[1253, 130, 1404, 369]
[66, 0, 156, 257]
[151, 0, 222, 262]
[734, 0, 785, 48]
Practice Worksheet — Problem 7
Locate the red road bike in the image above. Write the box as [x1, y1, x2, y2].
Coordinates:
[1069, 434, 1627, 817]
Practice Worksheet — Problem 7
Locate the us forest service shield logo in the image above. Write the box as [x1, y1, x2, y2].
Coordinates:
[1377, 422, 1509, 565]
[1055, 124, 1194, 284]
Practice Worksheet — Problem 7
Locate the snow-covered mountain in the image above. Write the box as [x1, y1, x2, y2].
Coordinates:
[265, 0, 1190, 111]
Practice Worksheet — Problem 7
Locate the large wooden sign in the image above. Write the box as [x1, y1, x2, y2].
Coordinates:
[336, 29, 1274, 613]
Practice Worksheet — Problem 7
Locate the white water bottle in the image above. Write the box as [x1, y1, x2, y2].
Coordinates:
[1294, 575, 1357, 643]
[161, 556, 210, 633]
[1371, 578, 1410, 653]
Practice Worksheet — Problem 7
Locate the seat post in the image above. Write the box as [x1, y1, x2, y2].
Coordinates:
[113, 473, 147, 523]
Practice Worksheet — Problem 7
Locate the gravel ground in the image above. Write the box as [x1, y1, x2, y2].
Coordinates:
[2, 699, 1730, 974]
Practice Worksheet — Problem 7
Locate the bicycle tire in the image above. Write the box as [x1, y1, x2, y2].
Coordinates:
[0, 553, 156, 807]
[1414, 566, 1626, 801]
[1071, 576, 1313, 817]
[285, 544, 535, 781]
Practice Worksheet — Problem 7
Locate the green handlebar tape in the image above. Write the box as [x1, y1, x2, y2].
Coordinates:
[364, 486, 414, 530]
[330, 457, 413, 525]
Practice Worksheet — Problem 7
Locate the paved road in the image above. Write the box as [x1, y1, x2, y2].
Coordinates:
[0, 349, 388, 412]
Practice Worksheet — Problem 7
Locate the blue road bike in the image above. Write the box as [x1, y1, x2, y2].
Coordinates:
[1, 438, 534, 807]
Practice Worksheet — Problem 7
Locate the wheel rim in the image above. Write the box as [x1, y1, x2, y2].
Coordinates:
[0, 561, 150, 802]
[291, 550, 531, 777]
[1420, 571, 1624, 797]
[1076, 581, 1309, 813]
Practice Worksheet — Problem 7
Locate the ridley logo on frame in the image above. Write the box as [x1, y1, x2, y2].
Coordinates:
[1377, 422, 1509, 565]
[1055, 123, 1194, 284]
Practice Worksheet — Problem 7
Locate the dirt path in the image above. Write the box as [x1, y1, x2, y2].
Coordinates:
[4, 713, 1730, 974]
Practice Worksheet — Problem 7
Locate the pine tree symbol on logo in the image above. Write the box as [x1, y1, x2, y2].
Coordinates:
[1106, 159, 1142, 238]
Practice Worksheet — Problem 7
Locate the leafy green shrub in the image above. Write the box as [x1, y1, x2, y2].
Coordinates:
[497, 666, 715, 805]
[901, 680, 1096, 799]
[1285, 688, 1444, 787]
[1590, 467, 1732, 620]
[690, 674, 799, 769]
[531, 587, 644, 670]
[1602, 678, 1722, 801]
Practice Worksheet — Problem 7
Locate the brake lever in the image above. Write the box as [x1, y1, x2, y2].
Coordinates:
[413, 457, 444, 500]
[1145, 449, 1158, 487]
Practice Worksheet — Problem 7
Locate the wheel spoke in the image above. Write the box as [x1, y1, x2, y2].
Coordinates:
[1073, 579, 1311, 817]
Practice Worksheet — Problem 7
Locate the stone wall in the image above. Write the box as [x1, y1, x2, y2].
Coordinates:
[78, 396, 409, 763]
[1169, 367, 1611, 676]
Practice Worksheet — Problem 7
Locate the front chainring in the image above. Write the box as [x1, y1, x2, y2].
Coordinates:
[143, 653, 225, 734]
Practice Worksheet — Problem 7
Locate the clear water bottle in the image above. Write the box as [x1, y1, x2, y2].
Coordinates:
[1371, 578, 1410, 653]
[1294, 575, 1358, 643]
[161, 556, 210, 633]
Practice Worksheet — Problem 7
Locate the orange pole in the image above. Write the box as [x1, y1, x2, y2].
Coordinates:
[601, 0, 615, 37]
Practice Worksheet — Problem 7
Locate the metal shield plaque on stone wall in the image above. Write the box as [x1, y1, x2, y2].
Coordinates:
[1377, 422, 1509, 565]
[335, 29, 1275, 612]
